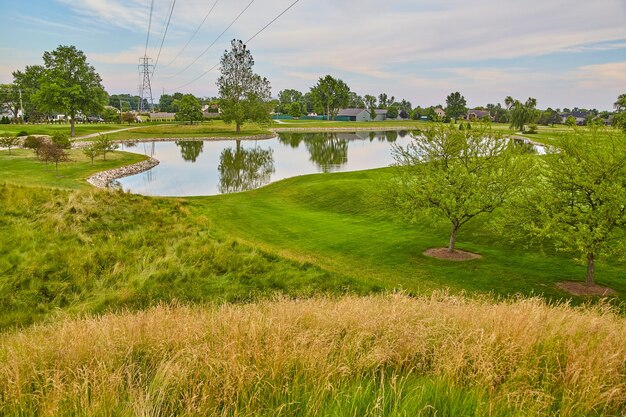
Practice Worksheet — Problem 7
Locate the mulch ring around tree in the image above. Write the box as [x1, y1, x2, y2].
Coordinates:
[556, 281, 616, 296]
[423, 248, 482, 261]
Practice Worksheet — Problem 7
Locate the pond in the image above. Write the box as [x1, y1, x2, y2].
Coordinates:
[116, 131, 545, 197]
[116, 131, 417, 196]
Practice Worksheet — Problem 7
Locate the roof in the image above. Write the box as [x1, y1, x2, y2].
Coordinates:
[467, 109, 490, 118]
[560, 111, 589, 118]
[337, 108, 368, 117]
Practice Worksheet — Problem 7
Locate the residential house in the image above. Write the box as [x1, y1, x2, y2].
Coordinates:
[560, 111, 589, 125]
[434, 107, 446, 119]
[336, 108, 388, 122]
[466, 109, 491, 121]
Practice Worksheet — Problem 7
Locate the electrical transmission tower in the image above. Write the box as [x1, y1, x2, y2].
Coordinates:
[138, 56, 154, 112]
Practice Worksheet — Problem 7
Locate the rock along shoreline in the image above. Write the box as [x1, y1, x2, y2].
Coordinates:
[87, 157, 160, 189]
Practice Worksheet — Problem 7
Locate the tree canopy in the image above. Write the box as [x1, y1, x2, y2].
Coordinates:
[507, 97, 540, 132]
[176, 94, 203, 124]
[391, 123, 533, 253]
[445, 92, 467, 120]
[217, 39, 272, 133]
[309, 75, 350, 120]
[34, 45, 108, 137]
[520, 128, 626, 285]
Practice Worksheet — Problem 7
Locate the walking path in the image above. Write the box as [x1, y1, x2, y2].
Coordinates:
[73, 126, 141, 140]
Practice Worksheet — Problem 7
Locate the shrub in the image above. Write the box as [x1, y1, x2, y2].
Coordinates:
[527, 124, 538, 134]
[16, 130, 28, 137]
[51, 132, 71, 149]
[23, 135, 44, 150]
[0, 116, 9, 124]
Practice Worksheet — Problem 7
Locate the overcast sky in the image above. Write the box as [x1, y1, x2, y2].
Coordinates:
[1, 0, 625, 110]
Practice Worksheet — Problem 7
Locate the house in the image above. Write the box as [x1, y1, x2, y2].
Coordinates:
[335, 108, 389, 122]
[466, 109, 491, 121]
[560, 111, 589, 125]
[434, 107, 446, 119]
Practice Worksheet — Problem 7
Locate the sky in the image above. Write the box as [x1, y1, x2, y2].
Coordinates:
[0, 0, 625, 110]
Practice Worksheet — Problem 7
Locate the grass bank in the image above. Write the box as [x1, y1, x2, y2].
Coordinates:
[0, 183, 372, 329]
[191, 169, 626, 301]
[102, 121, 272, 141]
[0, 148, 147, 189]
[1, 294, 624, 416]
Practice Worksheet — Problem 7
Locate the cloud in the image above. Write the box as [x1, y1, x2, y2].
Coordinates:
[574, 62, 626, 90]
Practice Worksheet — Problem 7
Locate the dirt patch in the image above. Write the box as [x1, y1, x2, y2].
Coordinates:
[556, 281, 616, 296]
[423, 248, 482, 261]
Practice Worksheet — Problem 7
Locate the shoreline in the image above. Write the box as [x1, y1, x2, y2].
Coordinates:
[86, 157, 160, 189]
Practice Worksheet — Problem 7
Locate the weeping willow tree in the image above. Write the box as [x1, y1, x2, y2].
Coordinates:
[506, 96, 540, 133]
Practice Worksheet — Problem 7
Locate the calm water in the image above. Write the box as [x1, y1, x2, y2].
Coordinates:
[116, 131, 416, 196]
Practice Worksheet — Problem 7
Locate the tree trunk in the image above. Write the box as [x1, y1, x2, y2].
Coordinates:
[448, 223, 459, 253]
[70, 117, 76, 137]
[236, 123, 241, 134]
[586, 252, 595, 286]
[55, 161, 59, 177]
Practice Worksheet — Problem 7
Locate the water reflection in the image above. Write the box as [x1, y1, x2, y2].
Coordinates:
[218, 140, 275, 193]
[176, 140, 204, 162]
[117, 131, 418, 197]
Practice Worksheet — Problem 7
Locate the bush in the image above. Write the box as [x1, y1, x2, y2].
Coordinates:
[16, 130, 28, 137]
[23, 135, 44, 150]
[51, 132, 71, 149]
[0, 116, 9, 124]
[527, 124, 538, 134]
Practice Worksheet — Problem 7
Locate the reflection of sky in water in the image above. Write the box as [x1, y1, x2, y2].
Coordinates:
[117, 132, 544, 197]
[117, 132, 415, 197]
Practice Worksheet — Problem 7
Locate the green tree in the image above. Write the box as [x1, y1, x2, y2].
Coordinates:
[386, 106, 399, 119]
[0, 84, 21, 121]
[12, 65, 45, 122]
[217, 40, 272, 134]
[0, 136, 20, 154]
[445, 92, 468, 120]
[565, 115, 576, 127]
[277, 89, 303, 114]
[176, 94, 203, 125]
[93, 134, 118, 161]
[391, 123, 533, 253]
[348, 92, 365, 108]
[378, 93, 388, 108]
[521, 129, 626, 286]
[289, 101, 303, 118]
[509, 97, 539, 132]
[101, 107, 120, 123]
[51, 132, 71, 149]
[82, 144, 101, 165]
[310, 75, 350, 120]
[613, 93, 626, 112]
[34, 45, 108, 137]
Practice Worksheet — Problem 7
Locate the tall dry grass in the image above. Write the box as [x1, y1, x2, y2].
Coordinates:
[0, 293, 624, 416]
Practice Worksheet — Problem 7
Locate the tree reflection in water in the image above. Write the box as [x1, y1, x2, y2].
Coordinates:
[304, 134, 348, 172]
[218, 140, 275, 193]
[176, 140, 204, 162]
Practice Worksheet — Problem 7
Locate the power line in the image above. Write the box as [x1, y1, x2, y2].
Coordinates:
[152, 0, 177, 78]
[144, 0, 156, 56]
[165, 0, 256, 79]
[173, 0, 300, 90]
[245, 0, 300, 44]
[165, 0, 220, 67]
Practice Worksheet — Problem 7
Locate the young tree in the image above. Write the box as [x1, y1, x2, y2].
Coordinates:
[121, 112, 136, 125]
[93, 134, 118, 161]
[310, 75, 350, 120]
[37, 142, 70, 176]
[34, 45, 108, 137]
[0, 136, 20, 154]
[217, 39, 272, 133]
[176, 94, 203, 124]
[82, 144, 101, 165]
[445, 92, 468, 120]
[522, 129, 626, 286]
[51, 132, 71, 149]
[391, 123, 533, 253]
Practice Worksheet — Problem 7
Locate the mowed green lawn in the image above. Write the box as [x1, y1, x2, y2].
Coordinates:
[192, 168, 626, 301]
[0, 148, 147, 189]
[0, 123, 134, 137]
